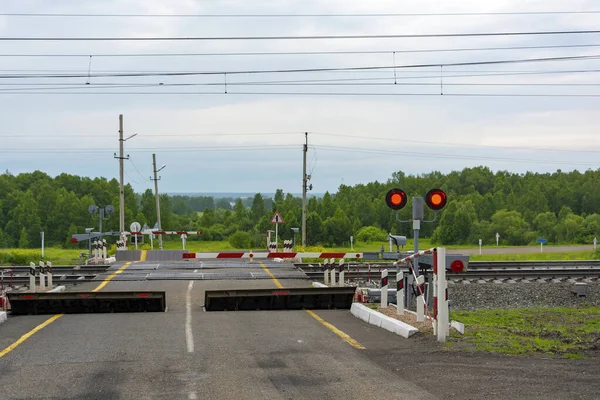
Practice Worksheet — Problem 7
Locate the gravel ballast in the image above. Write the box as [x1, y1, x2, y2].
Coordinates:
[448, 282, 600, 310]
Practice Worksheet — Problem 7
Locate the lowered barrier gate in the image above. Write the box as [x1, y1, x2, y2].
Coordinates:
[205, 286, 356, 311]
[7, 291, 166, 315]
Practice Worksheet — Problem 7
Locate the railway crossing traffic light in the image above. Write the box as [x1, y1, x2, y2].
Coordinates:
[385, 188, 407, 210]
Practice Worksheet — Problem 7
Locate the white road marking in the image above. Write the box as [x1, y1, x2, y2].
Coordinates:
[186, 280, 195, 353]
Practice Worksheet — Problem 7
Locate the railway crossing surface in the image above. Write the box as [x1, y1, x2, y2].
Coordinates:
[0, 258, 599, 399]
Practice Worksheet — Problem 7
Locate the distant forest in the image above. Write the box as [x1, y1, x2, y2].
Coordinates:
[0, 167, 599, 248]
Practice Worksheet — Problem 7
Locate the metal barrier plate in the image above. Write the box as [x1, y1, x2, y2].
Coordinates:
[7, 291, 166, 315]
[205, 287, 356, 311]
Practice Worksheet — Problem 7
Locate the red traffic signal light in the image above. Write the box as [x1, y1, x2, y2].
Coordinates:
[425, 189, 447, 210]
[385, 188, 407, 210]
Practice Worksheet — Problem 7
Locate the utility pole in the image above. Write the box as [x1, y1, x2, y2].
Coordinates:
[302, 132, 308, 247]
[152, 153, 166, 250]
[114, 114, 137, 234]
[118, 115, 125, 233]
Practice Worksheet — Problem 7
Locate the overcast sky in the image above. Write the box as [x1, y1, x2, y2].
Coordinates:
[0, 0, 599, 194]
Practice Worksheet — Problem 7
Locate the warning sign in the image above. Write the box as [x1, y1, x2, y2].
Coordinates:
[270, 211, 284, 224]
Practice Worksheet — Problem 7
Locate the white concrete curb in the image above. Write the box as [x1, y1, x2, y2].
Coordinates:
[0, 311, 6, 325]
[451, 320, 465, 334]
[312, 282, 328, 288]
[350, 303, 419, 338]
[48, 286, 66, 293]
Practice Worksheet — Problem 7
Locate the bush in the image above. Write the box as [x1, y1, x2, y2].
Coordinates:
[228, 231, 253, 249]
[0, 249, 42, 265]
[356, 226, 388, 243]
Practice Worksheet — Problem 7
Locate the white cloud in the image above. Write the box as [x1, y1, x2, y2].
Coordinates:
[0, 0, 598, 193]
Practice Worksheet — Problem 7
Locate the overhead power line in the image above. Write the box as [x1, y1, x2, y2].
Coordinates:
[1, 30, 599, 41]
[313, 133, 600, 154]
[1, 91, 599, 97]
[0, 54, 596, 80]
[3, 43, 600, 58]
[2, 11, 600, 17]
[313, 145, 598, 166]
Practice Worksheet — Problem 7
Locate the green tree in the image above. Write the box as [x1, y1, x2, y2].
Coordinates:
[250, 193, 266, 224]
[533, 212, 557, 244]
[432, 200, 478, 245]
[18, 227, 29, 248]
[356, 226, 387, 242]
[229, 231, 252, 249]
[490, 210, 530, 245]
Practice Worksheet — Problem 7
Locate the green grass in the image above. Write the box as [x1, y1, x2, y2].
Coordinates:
[0, 248, 83, 265]
[470, 251, 596, 261]
[447, 307, 600, 358]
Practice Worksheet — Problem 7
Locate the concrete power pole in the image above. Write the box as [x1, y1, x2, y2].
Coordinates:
[114, 114, 137, 235]
[302, 132, 308, 247]
[152, 153, 165, 250]
[118, 115, 125, 233]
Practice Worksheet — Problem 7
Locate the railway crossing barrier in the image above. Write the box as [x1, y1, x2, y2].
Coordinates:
[396, 247, 449, 343]
[7, 291, 167, 315]
[204, 287, 356, 311]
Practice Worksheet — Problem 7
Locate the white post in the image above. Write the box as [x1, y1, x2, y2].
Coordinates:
[46, 261, 53, 289]
[478, 238, 482, 255]
[181, 234, 186, 250]
[437, 247, 449, 342]
[350, 236, 353, 250]
[102, 240, 107, 259]
[275, 223, 278, 252]
[381, 268, 389, 308]
[324, 259, 329, 285]
[29, 262, 36, 292]
[541, 242, 543, 252]
[594, 237, 597, 250]
[41, 231, 45, 259]
[338, 258, 345, 287]
[396, 271, 404, 315]
[135, 234, 138, 250]
[389, 237, 392, 252]
[150, 233, 154, 250]
[330, 259, 336, 286]
[415, 274, 426, 322]
[38, 261, 46, 292]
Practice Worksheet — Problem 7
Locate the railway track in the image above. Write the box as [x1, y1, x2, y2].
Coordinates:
[299, 260, 600, 281]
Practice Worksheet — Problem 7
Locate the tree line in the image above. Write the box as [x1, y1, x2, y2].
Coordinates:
[0, 167, 599, 249]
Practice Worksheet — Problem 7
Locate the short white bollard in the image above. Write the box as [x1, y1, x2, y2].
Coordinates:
[46, 261, 53, 289]
[29, 262, 36, 292]
[380, 269, 389, 308]
[323, 259, 330, 285]
[102, 239, 107, 259]
[396, 271, 404, 315]
[338, 258, 345, 287]
[38, 261, 46, 291]
[330, 259, 336, 286]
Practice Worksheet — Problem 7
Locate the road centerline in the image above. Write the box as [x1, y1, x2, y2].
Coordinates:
[92, 261, 132, 292]
[259, 261, 365, 350]
[186, 280, 195, 353]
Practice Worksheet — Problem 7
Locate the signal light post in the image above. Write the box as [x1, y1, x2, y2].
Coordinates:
[385, 187, 448, 311]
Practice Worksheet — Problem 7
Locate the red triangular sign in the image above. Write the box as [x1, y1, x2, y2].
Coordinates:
[270, 211, 284, 224]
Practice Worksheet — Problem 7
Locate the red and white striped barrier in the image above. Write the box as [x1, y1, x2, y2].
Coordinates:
[395, 247, 449, 343]
[183, 252, 363, 260]
[128, 231, 202, 236]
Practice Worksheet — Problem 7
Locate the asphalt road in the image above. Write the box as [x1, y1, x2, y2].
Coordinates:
[0, 261, 598, 399]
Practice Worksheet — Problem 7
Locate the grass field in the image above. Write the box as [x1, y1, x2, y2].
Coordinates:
[447, 307, 600, 358]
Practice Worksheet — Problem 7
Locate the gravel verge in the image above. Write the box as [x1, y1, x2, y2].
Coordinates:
[448, 282, 600, 311]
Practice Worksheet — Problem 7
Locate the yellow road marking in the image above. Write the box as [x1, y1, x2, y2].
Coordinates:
[260, 261, 364, 350]
[259, 261, 284, 289]
[0, 261, 134, 359]
[92, 262, 132, 292]
[305, 310, 366, 350]
[0, 314, 64, 359]
[140, 250, 147, 262]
